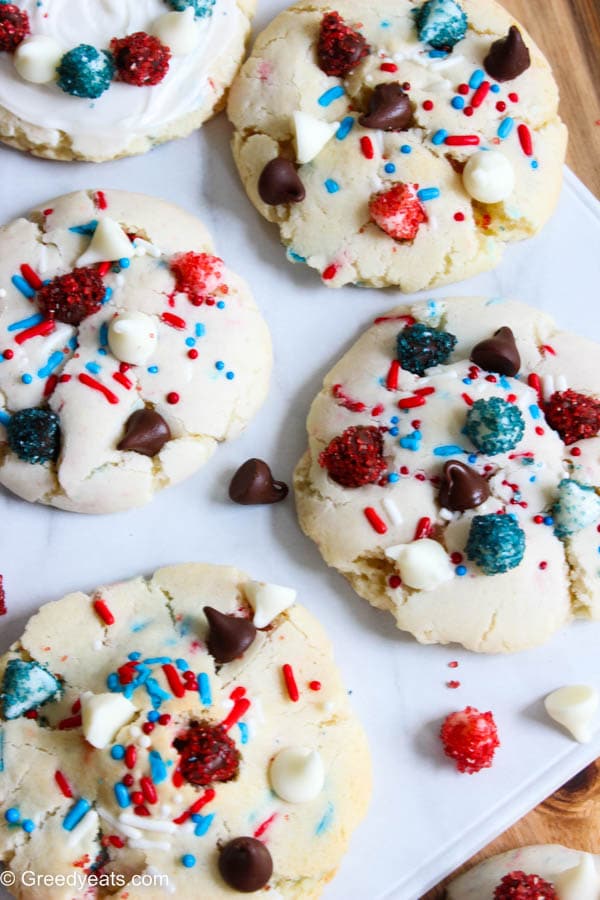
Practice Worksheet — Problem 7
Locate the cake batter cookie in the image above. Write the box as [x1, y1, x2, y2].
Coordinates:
[0, 563, 371, 899]
[447, 845, 600, 899]
[0, 0, 254, 161]
[228, 0, 567, 290]
[0, 190, 272, 514]
[294, 297, 600, 652]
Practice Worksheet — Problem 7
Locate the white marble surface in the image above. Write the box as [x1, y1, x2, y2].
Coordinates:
[1, 8, 600, 895]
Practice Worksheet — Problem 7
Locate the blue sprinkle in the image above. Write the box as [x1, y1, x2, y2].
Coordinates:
[468, 453, 477, 464]
[10, 275, 35, 299]
[455, 565, 467, 576]
[147, 365, 159, 374]
[417, 187, 440, 202]
[215, 360, 225, 371]
[175, 658, 189, 672]
[147, 710, 160, 723]
[102, 286, 112, 304]
[529, 475, 537, 483]
[336, 116, 354, 140]
[69, 220, 98, 235]
[324, 178, 340, 194]
[380, 19, 390, 27]
[469, 69, 485, 89]
[128, 652, 141, 661]
[400, 144, 412, 154]
[37, 351, 64, 380]
[85, 361, 101, 375]
[388, 472, 400, 483]
[0, 410, 10, 425]
[287, 249, 307, 263]
[217, 300, 225, 309]
[451, 96, 464, 109]
[490, 83, 500, 93]
[544, 516, 554, 526]
[8, 313, 43, 332]
[21, 819, 35, 833]
[238, 722, 249, 744]
[384, 162, 396, 174]
[433, 444, 465, 456]
[529, 404, 541, 420]
[68, 336, 78, 351]
[390, 416, 399, 425]
[531, 160, 539, 169]
[107, 673, 120, 692]
[195, 323, 205, 337]
[194, 813, 215, 837]
[114, 784, 130, 809]
[316, 802, 334, 836]
[428, 48, 447, 58]
[119, 258, 130, 269]
[497, 117, 514, 139]
[182, 854, 196, 868]
[389, 427, 399, 436]
[63, 798, 91, 831]
[149, 750, 168, 785]
[144, 657, 172, 665]
[198, 672, 212, 706]
[499, 376, 511, 390]
[226, 371, 235, 380]
[21, 373, 33, 385]
[318, 85, 345, 106]
[432, 129, 448, 145]
[400, 431, 421, 451]
[110, 745, 125, 761]
[5, 808, 19, 825]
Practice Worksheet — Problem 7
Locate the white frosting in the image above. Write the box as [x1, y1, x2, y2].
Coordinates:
[463, 151, 515, 204]
[13, 35, 64, 84]
[0, 0, 242, 156]
[151, 8, 202, 55]
[544, 685, 599, 743]
[554, 854, 600, 900]
[81, 691, 137, 749]
[293, 111, 339, 164]
[385, 539, 455, 591]
[244, 581, 296, 628]
[77, 217, 133, 266]
[269, 747, 325, 803]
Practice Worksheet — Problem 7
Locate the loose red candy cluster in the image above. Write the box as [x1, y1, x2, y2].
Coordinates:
[0, 575, 6, 617]
[317, 11, 370, 77]
[544, 389, 600, 445]
[440, 706, 500, 774]
[319, 425, 387, 488]
[369, 183, 427, 241]
[110, 31, 171, 86]
[0, 3, 29, 52]
[493, 871, 558, 899]
[173, 721, 240, 787]
[170, 252, 224, 305]
[36, 266, 106, 325]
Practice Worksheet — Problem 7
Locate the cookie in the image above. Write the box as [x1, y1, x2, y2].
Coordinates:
[294, 297, 600, 653]
[0, 190, 271, 514]
[0, 0, 254, 161]
[0, 563, 371, 899]
[228, 0, 567, 290]
[447, 845, 600, 899]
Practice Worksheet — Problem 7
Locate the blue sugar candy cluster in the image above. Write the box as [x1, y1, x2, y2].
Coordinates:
[167, 0, 216, 17]
[466, 513, 526, 575]
[7, 408, 61, 464]
[396, 323, 457, 376]
[553, 478, 600, 539]
[57, 44, 115, 99]
[464, 397, 525, 456]
[415, 0, 468, 50]
[1, 659, 61, 720]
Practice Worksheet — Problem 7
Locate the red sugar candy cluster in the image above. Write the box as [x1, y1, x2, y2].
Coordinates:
[0, 3, 29, 52]
[170, 252, 224, 305]
[36, 267, 105, 325]
[172, 721, 240, 787]
[0, 575, 6, 616]
[110, 32, 171, 86]
[493, 871, 558, 899]
[544, 389, 600, 445]
[317, 11, 370, 77]
[369, 183, 427, 241]
[319, 425, 387, 488]
[440, 706, 500, 774]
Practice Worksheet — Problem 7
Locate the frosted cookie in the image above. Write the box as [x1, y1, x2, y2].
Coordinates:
[0, 563, 371, 899]
[228, 0, 567, 290]
[0, 0, 254, 161]
[294, 297, 600, 652]
[447, 845, 600, 899]
[0, 190, 271, 514]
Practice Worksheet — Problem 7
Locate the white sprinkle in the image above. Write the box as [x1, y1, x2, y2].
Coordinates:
[556, 374, 568, 392]
[430, 53, 464, 70]
[129, 837, 172, 852]
[439, 507, 456, 521]
[120, 813, 177, 834]
[383, 497, 403, 526]
[542, 374, 555, 402]
[98, 805, 142, 840]
[92, 639, 103, 651]
[115, 274, 125, 288]
[66, 810, 98, 848]
[129, 725, 142, 738]
[0, 289, 6, 299]
[138, 735, 151, 749]
[160, 804, 172, 817]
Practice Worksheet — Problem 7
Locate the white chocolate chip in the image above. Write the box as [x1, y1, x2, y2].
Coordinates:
[269, 747, 325, 803]
[108, 312, 158, 366]
[244, 581, 296, 628]
[554, 854, 600, 900]
[544, 685, 599, 743]
[293, 111, 339, 165]
[14, 35, 63, 84]
[77, 217, 133, 267]
[463, 151, 515, 204]
[151, 8, 200, 55]
[81, 692, 137, 749]
[385, 539, 454, 590]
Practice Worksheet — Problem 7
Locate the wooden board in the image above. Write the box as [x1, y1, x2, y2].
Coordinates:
[502, 0, 600, 198]
[423, 759, 600, 898]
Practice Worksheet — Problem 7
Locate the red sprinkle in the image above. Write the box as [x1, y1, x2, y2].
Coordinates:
[125, 745, 137, 770]
[221, 697, 251, 731]
[166, 391, 180, 405]
[94, 191, 107, 210]
[539, 561, 548, 570]
[570, 446, 582, 457]
[496, 100, 506, 112]
[332, 383, 366, 413]
[173, 788, 216, 825]
[309, 681, 322, 691]
[371, 403, 385, 416]
[112, 371, 133, 390]
[364, 506, 388, 534]
[108, 835, 124, 848]
[457, 83, 469, 94]
[322, 264, 338, 281]
[414, 516, 432, 539]
[389, 574, 402, 589]
[440, 706, 500, 774]
[79, 373, 119, 405]
[0, 575, 5, 617]
[527, 373, 543, 403]
[93, 598, 115, 626]
[54, 770, 73, 798]
[254, 812, 277, 840]
[140, 777, 158, 805]
[360, 136, 374, 159]
[447, 680, 461, 689]
[123, 774, 134, 788]
[15, 319, 55, 345]
[161, 312, 186, 330]
[461, 392, 474, 406]
[422, 100, 434, 111]
[471, 81, 490, 108]
[517, 123, 533, 156]
[188, 349, 198, 360]
[43, 375, 58, 398]
[134, 805, 151, 817]
[508, 92, 519, 102]
[448, 661, 459, 668]
[454, 211, 465, 221]
[162, 663, 185, 698]
[463, 107, 474, 116]
[20, 263, 42, 290]
[282, 663, 300, 702]
[58, 715, 82, 731]
[445, 135, 480, 146]
[539, 344, 556, 356]
[380, 62, 398, 72]
[398, 395, 425, 409]
[385, 360, 400, 391]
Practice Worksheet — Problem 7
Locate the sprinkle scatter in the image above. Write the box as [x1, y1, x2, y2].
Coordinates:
[440, 706, 500, 774]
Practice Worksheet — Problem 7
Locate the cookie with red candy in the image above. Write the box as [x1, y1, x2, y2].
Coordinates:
[36, 266, 106, 325]
[369, 183, 427, 242]
[493, 871, 558, 899]
[544, 389, 600, 445]
[317, 11, 370, 76]
[0, 3, 29, 52]
[440, 705, 500, 774]
[110, 32, 171, 87]
[319, 425, 387, 487]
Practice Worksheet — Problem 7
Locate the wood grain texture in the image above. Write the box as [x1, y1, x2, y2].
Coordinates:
[502, 0, 600, 197]
[423, 760, 600, 898]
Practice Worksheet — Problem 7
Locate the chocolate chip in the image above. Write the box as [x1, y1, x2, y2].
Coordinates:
[218, 837, 273, 893]
[117, 409, 171, 456]
[203, 607, 256, 664]
[359, 82, 412, 131]
[470, 326, 521, 376]
[258, 158, 305, 206]
[483, 26, 530, 82]
[438, 460, 490, 512]
[229, 458, 289, 505]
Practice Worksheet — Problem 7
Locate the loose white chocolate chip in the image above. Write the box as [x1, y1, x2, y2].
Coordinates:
[81, 692, 137, 749]
[293, 111, 339, 165]
[14, 36, 63, 84]
[544, 685, 599, 743]
[385, 539, 454, 590]
[462, 151, 515, 204]
[151, 7, 200, 55]
[269, 748, 325, 803]
[108, 312, 158, 366]
[77, 217, 133, 267]
[554, 854, 600, 900]
[244, 581, 296, 628]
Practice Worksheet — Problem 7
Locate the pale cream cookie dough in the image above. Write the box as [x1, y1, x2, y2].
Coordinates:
[0, 563, 371, 899]
[294, 297, 600, 653]
[228, 0, 567, 290]
[0, 0, 255, 161]
[447, 845, 600, 899]
[0, 190, 272, 514]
